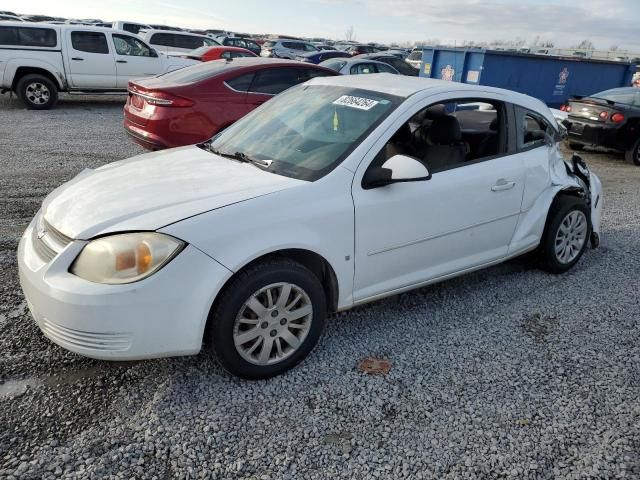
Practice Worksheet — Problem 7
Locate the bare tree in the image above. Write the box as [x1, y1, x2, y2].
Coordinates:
[540, 40, 555, 48]
[344, 25, 356, 42]
[609, 44, 619, 51]
[574, 39, 595, 51]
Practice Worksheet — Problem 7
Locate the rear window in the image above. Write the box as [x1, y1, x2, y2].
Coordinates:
[321, 60, 347, 72]
[408, 50, 422, 60]
[155, 60, 230, 84]
[122, 23, 146, 35]
[0, 26, 57, 47]
[593, 88, 640, 107]
[262, 41, 276, 48]
[150, 33, 217, 49]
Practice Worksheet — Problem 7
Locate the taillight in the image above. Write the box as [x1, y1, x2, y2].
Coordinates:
[560, 104, 572, 112]
[599, 111, 609, 120]
[141, 91, 194, 108]
[610, 112, 625, 123]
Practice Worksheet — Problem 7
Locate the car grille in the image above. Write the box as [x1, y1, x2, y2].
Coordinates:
[32, 215, 73, 263]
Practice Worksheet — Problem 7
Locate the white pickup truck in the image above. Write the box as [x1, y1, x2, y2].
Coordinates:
[0, 22, 197, 109]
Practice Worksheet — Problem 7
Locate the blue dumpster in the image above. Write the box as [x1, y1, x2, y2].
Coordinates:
[419, 47, 636, 107]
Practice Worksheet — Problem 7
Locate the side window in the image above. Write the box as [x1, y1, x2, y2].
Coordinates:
[231, 50, 251, 58]
[221, 51, 232, 59]
[71, 32, 109, 54]
[0, 27, 57, 47]
[371, 99, 508, 173]
[302, 68, 334, 79]
[149, 33, 177, 47]
[304, 43, 317, 52]
[122, 23, 142, 35]
[517, 108, 555, 149]
[113, 34, 151, 56]
[281, 41, 295, 49]
[226, 72, 255, 92]
[250, 68, 299, 95]
[374, 62, 397, 74]
[351, 63, 376, 75]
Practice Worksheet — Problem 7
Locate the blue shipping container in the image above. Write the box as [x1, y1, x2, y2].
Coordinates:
[419, 47, 636, 107]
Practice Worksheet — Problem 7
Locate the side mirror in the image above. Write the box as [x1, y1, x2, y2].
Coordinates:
[363, 154, 431, 189]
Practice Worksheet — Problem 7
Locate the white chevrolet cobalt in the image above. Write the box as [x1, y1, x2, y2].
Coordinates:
[19, 75, 603, 379]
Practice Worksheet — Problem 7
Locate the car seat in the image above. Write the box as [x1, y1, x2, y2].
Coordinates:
[422, 115, 467, 172]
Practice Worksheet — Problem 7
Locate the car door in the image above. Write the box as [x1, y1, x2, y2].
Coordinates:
[351, 95, 526, 302]
[65, 30, 116, 88]
[111, 33, 163, 88]
[505, 106, 563, 253]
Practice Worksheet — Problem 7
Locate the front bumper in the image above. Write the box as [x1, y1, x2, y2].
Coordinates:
[18, 217, 232, 360]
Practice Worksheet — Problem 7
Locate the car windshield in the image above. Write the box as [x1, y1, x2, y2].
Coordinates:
[320, 60, 347, 71]
[204, 85, 401, 181]
[592, 88, 640, 106]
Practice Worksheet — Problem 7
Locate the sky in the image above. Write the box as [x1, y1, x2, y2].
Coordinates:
[3, 0, 639, 51]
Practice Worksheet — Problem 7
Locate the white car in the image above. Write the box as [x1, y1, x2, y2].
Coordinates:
[18, 75, 603, 379]
[140, 29, 219, 54]
[0, 22, 198, 109]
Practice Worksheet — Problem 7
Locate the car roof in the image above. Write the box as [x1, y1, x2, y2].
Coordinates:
[144, 29, 211, 38]
[308, 73, 553, 118]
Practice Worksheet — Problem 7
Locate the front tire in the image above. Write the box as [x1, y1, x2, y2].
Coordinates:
[16, 74, 58, 110]
[208, 259, 326, 379]
[540, 196, 591, 274]
[625, 138, 640, 166]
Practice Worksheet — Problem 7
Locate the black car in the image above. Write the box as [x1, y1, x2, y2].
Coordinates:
[563, 87, 640, 165]
[353, 53, 419, 76]
[216, 36, 261, 56]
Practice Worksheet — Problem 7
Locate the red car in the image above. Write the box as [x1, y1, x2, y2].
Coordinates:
[186, 46, 257, 62]
[124, 58, 337, 150]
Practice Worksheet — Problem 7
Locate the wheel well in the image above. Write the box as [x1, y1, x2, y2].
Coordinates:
[621, 117, 640, 149]
[219, 249, 340, 313]
[12, 67, 61, 91]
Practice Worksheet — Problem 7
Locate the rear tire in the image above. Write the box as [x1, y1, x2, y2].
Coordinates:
[624, 138, 640, 166]
[208, 259, 326, 379]
[569, 142, 584, 151]
[539, 196, 591, 274]
[16, 74, 58, 110]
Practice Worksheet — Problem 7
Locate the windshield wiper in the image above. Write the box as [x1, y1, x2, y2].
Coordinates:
[232, 151, 273, 169]
[199, 143, 273, 169]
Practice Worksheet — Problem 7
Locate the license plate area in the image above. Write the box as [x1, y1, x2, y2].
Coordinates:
[130, 93, 144, 110]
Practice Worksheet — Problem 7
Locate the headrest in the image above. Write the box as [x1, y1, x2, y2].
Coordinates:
[428, 115, 462, 144]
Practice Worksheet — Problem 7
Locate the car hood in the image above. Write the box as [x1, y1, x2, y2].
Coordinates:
[42, 146, 306, 240]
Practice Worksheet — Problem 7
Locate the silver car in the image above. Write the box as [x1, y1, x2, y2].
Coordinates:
[260, 39, 318, 59]
[318, 58, 399, 75]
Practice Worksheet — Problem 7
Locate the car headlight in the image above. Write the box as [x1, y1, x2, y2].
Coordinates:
[70, 232, 184, 284]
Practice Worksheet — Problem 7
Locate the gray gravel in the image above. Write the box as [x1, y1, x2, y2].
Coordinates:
[1, 93, 639, 479]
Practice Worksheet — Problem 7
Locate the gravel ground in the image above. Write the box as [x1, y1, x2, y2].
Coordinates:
[0, 93, 639, 479]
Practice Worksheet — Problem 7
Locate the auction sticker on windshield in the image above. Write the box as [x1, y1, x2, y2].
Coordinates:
[333, 95, 379, 110]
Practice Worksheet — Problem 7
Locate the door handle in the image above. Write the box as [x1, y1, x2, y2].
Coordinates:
[116, 60, 128, 63]
[491, 179, 516, 192]
[71, 57, 84, 61]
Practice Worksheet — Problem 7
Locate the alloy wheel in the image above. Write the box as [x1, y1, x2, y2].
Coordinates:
[25, 82, 50, 105]
[233, 282, 313, 366]
[554, 210, 588, 264]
